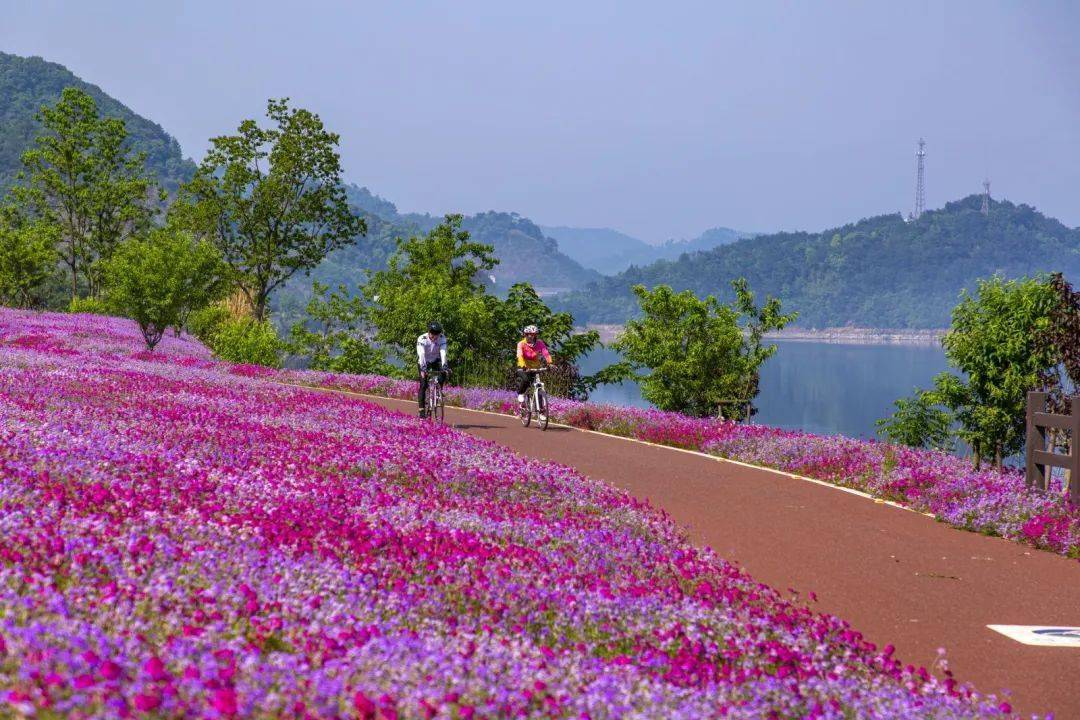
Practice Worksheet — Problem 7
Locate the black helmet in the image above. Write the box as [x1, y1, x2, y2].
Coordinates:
[427, 322, 443, 335]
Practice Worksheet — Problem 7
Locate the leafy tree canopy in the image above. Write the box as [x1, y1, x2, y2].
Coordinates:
[173, 98, 364, 321]
[11, 87, 159, 299]
[612, 281, 795, 419]
[102, 227, 228, 350]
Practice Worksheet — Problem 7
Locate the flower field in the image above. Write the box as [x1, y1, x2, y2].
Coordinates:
[289, 373, 1080, 559]
[0, 309, 1022, 717]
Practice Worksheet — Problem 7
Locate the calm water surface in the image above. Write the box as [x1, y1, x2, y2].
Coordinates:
[580, 341, 950, 440]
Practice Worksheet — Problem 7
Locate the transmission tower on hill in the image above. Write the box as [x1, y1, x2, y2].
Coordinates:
[981, 179, 991, 216]
[913, 138, 926, 220]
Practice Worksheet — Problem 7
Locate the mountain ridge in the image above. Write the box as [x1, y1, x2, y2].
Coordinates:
[0, 51, 196, 192]
[541, 224, 754, 274]
[553, 195, 1080, 328]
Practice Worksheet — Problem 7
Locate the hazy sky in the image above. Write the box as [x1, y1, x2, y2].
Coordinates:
[4, 1, 1078, 241]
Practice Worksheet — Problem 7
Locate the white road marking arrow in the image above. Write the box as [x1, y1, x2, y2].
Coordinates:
[988, 625, 1080, 647]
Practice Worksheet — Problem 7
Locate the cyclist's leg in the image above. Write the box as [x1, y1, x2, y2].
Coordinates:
[514, 369, 531, 402]
[418, 364, 429, 412]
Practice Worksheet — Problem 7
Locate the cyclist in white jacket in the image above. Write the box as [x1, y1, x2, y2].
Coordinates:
[416, 322, 448, 417]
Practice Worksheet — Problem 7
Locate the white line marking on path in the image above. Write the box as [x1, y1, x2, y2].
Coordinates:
[988, 625, 1080, 647]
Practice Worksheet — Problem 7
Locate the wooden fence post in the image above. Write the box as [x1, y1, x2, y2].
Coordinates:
[1070, 397, 1080, 503]
[1026, 392, 1047, 490]
[1025, 391, 1080, 503]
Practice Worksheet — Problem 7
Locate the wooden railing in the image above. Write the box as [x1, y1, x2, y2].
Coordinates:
[1025, 392, 1079, 502]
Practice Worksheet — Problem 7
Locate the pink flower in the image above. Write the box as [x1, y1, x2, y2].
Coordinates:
[143, 656, 169, 681]
[353, 691, 376, 719]
[100, 660, 122, 680]
[134, 692, 162, 711]
[210, 688, 238, 716]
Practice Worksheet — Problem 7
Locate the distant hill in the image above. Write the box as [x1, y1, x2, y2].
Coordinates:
[542, 224, 754, 274]
[553, 196, 1080, 329]
[539, 226, 656, 273]
[0, 52, 195, 192]
[661, 226, 753, 256]
[334, 186, 599, 293]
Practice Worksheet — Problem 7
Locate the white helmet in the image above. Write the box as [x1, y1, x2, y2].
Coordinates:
[523, 324, 539, 335]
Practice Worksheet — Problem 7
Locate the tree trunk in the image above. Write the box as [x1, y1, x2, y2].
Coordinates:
[994, 443, 1002, 471]
[972, 441, 981, 471]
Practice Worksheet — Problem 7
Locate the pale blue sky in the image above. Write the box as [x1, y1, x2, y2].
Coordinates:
[4, 1, 1078, 240]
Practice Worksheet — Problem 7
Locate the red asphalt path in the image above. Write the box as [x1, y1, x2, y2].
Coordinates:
[321, 389, 1080, 717]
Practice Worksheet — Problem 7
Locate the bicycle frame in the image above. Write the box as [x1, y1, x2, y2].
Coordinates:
[426, 370, 446, 423]
[519, 368, 550, 430]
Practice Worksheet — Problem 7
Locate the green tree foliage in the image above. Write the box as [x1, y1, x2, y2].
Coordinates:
[173, 98, 365, 321]
[930, 276, 1059, 468]
[497, 283, 600, 398]
[209, 318, 285, 368]
[0, 206, 58, 308]
[612, 281, 795, 419]
[187, 304, 285, 368]
[101, 228, 228, 350]
[0, 52, 194, 194]
[186, 304, 231, 345]
[1035, 273, 1080, 402]
[289, 281, 392, 376]
[365, 214, 502, 377]
[365, 215, 600, 394]
[11, 87, 159, 299]
[876, 390, 955, 452]
[556, 196, 1080, 329]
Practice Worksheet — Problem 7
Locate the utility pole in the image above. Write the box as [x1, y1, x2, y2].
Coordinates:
[913, 138, 926, 220]
[981, 179, 991, 216]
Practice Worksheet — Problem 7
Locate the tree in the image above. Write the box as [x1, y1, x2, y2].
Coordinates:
[0, 207, 58, 308]
[13, 87, 158, 299]
[173, 98, 365, 321]
[876, 390, 955, 451]
[497, 282, 600, 398]
[364, 215, 603, 392]
[365, 214, 502, 377]
[102, 228, 228, 350]
[1036, 272, 1080, 401]
[612, 281, 795, 419]
[931, 276, 1059, 469]
[289, 281, 392, 375]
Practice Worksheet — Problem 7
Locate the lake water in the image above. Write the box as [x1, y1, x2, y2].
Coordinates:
[579, 341, 951, 440]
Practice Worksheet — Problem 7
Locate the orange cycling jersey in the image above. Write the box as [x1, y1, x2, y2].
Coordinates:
[516, 338, 552, 369]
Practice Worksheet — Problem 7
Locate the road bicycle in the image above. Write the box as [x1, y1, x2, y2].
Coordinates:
[425, 368, 448, 424]
[518, 366, 550, 431]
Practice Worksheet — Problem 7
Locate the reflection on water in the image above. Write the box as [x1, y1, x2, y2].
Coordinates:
[579, 341, 950, 440]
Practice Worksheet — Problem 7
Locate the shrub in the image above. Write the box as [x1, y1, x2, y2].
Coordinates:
[68, 296, 111, 315]
[210, 317, 284, 368]
[187, 304, 231, 345]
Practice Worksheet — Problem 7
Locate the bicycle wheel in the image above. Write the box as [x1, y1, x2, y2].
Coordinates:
[427, 386, 438, 422]
[434, 393, 445, 423]
[537, 390, 549, 431]
[520, 395, 532, 427]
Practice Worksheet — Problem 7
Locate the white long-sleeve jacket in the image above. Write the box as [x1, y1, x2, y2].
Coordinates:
[416, 333, 448, 369]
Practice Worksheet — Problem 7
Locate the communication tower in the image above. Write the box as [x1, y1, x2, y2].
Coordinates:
[981, 179, 991, 216]
[913, 138, 926, 219]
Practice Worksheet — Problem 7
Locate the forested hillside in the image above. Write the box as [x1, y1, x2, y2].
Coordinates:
[325, 185, 599, 293]
[0, 52, 195, 192]
[0, 51, 598, 316]
[554, 196, 1080, 328]
[274, 185, 601, 323]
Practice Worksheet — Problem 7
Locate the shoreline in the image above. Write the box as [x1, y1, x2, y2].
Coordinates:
[583, 324, 946, 346]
